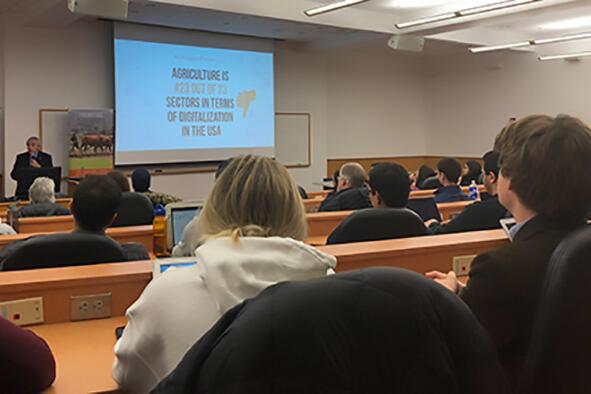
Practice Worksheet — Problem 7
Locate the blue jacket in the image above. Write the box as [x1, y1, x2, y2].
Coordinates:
[434, 185, 471, 203]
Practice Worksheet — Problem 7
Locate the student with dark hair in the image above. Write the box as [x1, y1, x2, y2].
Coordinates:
[427, 151, 507, 234]
[433, 158, 470, 203]
[427, 115, 591, 387]
[0, 316, 56, 392]
[460, 160, 482, 186]
[319, 163, 371, 212]
[107, 171, 131, 192]
[415, 165, 436, 189]
[0, 175, 149, 268]
[326, 163, 427, 244]
[367, 163, 411, 209]
[72, 176, 123, 232]
[72, 175, 150, 260]
[132, 168, 181, 207]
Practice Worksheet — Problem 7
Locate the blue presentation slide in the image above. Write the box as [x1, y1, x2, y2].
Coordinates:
[114, 39, 274, 162]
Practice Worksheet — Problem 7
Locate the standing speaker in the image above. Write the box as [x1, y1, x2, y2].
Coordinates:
[67, 0, 128, 19]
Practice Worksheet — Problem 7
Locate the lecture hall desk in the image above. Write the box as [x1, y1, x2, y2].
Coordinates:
[0, 229, 509, 394]
[306, 201, 474, 246]
[0, 198, 72, 220]
[0, 225, 155, 254]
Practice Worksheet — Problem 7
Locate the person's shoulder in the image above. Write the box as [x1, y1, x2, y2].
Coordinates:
[130, 266, 206, 313]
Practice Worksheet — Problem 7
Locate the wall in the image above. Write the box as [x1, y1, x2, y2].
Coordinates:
[0, 15, 5, 195]
[326, 50, 427, 159]
[3, 17, 113, 196]
[275, 43, 328, 190]
[424, 50, 591, 156]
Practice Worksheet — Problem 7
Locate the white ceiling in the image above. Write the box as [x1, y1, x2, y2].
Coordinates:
[2, 0, 591, 58]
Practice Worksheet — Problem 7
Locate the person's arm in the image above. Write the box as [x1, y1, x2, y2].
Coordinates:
[0, 317, 56, 392]
[10, 154, 24, 181]
[46, 152, 53, 168]
[429, 203, 480, 235]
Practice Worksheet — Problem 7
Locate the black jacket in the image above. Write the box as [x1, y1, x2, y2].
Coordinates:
[460, 216, 585, 387]
[318, 187, 371, 212]
[17, 202, 70, 218]
[153, 268, 509, 394]
[10, 151, 54, 197]
[430, 196, 508, 235]
[327, 208, 428, 244]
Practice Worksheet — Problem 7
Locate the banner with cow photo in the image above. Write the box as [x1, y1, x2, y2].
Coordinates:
[67, 109, 114, 178]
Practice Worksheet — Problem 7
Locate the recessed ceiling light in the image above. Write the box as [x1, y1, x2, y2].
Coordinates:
[540, 16, 591, 31]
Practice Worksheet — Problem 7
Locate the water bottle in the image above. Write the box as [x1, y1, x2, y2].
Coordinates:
[153, 204, 167, 255]
[469, 180, 479, 201]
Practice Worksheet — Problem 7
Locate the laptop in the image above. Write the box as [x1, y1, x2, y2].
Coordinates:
[165, 201, 204, 250]
[152, 257, 198, 278]
[407, 198, 442, 222]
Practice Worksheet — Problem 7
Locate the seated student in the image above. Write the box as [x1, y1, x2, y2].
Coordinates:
[131, 168, 182, 207]
[319, 163, 371, 212]
[427, 151, 508, 234]
[427, 115, 591, 387]
[152, 269, 509, 394]
[171, 159, 232, 257]
[113, 155, 336, 393]
[107, 171, 154, 228]
[414, 164, 436, 190]
[460, 160, 483, 186]
[0, 175, 149, 266]
[107, 171, 131, 192]
[16, 177, 70, 218]
[0, 316, 56, 392]
[0, 218, 16, 235]
[326, 163, 428, 244]
[433, 158, 471, 203]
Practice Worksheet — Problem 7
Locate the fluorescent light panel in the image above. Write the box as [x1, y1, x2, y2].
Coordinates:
[459, 0, 539, 16]
[395, 0, 540, 29]
[539, 51, 591, 61]
[304, 0, 371, 16]
[470, 41, 530, 53]
[470, 31, 591, 53]
[533, 32, 591, 45]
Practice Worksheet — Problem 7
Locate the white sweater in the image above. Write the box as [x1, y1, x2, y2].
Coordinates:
[112, 236, 336, 393]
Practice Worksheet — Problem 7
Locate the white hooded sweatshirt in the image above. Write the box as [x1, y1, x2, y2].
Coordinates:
[112, 236, 336, 393]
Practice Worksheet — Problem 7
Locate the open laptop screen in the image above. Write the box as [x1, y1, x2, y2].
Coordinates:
[171, 206, 201, 246]
[407, 198, 442, 222]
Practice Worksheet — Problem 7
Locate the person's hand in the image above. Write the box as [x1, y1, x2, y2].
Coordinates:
[31, 159, 41, 168]
[425, 270, 464, 294]
[425, 219, 439, 228]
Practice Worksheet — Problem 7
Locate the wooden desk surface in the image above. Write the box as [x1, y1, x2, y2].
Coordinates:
[318, 229, 508, 273]
[0, 225, 155, 253]
[0, 261, 152, 324]
[31, 317, 125, 394]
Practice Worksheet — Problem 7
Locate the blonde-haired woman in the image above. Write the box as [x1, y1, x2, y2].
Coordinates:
[113, 156, 336, 393]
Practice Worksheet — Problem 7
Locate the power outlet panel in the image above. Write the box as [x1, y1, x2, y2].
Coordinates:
[70, 293, 112, 321]
[453, 255, 476, 277]
[0, 297, 44, 326]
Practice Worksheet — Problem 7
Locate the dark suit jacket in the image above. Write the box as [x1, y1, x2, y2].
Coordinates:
[318, 187, 372, 212]
[10, 151, 53, 197]
[460, 216, 585, 387]
[430, 196, 508, 235]
[16, 202, 70, 218]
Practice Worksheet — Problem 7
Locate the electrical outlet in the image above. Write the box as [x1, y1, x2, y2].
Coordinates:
[0, 297, 44, 326]
[70, 293, 112, 321]
[453, 255, 476, 277]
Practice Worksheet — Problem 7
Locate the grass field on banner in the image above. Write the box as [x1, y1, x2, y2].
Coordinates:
[69, 156, 113, 177]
